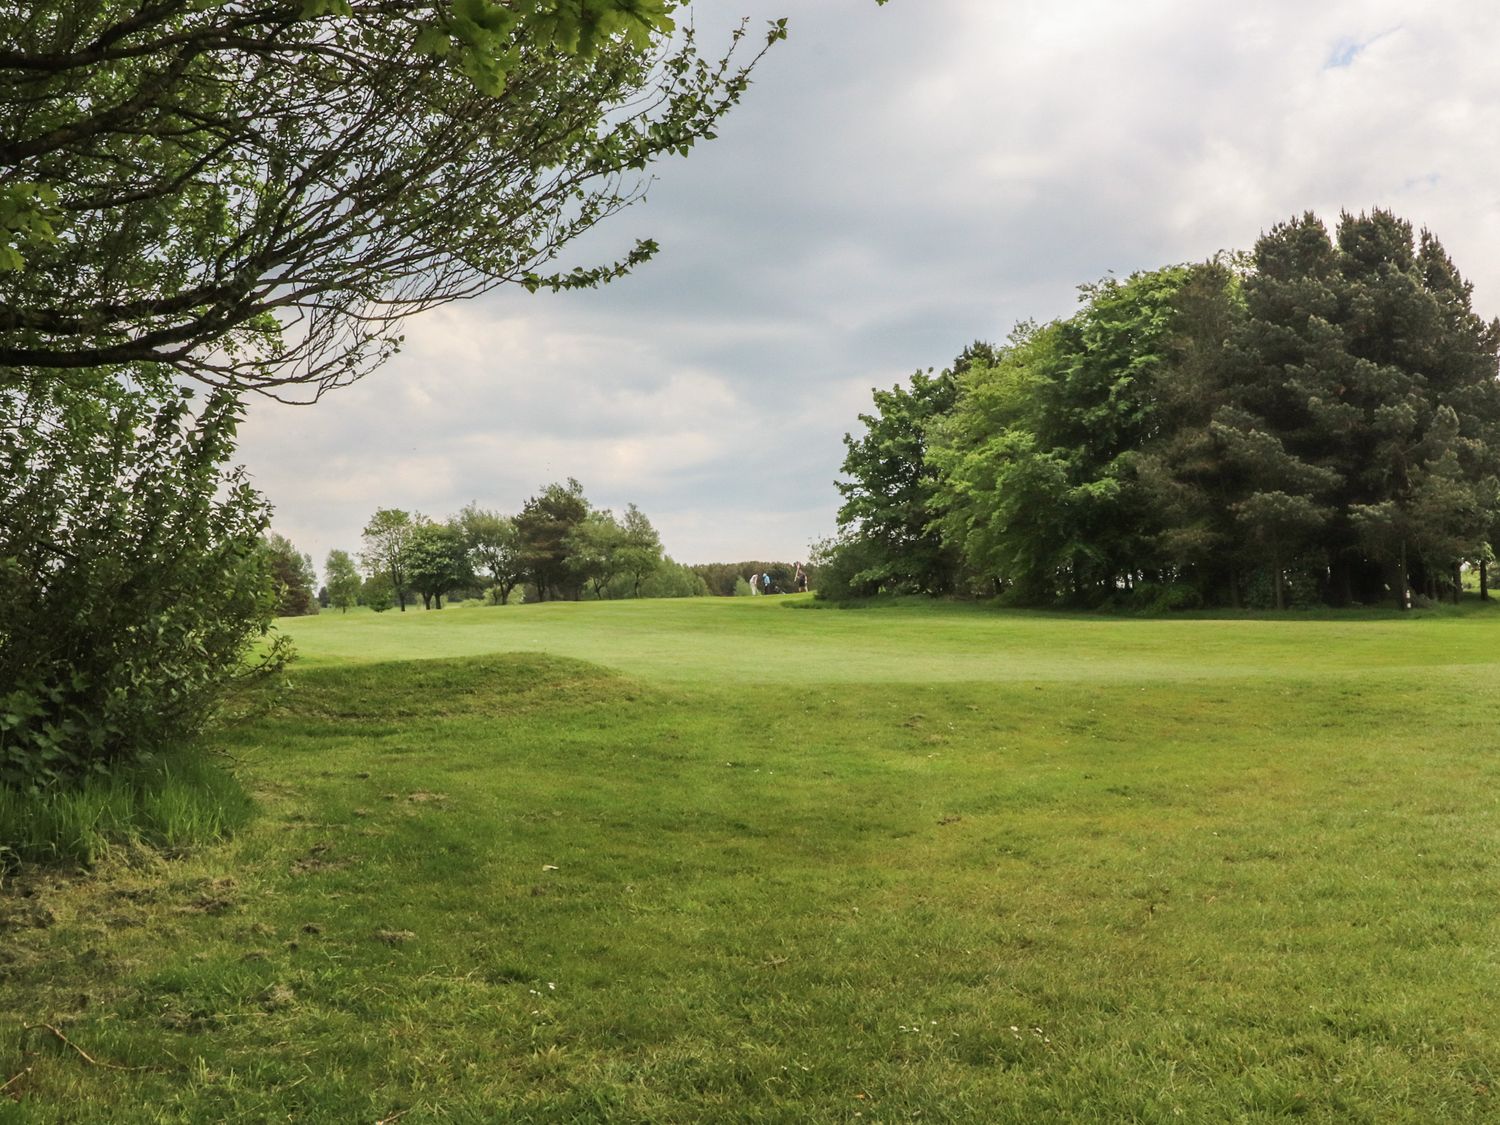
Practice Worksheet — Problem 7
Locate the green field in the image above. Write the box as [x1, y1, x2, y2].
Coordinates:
[4, 598, 1499, 1121]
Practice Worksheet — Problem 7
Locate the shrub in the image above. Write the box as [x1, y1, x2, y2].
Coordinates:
[809, 533, 884, 601]
[638, 558, 710, 598]
[0, 369, 289, 789]
[1128, 581, 1204, 614]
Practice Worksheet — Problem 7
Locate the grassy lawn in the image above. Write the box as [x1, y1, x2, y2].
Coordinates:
[3, 598, 1499, 1121]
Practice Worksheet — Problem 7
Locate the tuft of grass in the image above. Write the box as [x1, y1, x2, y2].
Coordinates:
[0, 751, 252, 867]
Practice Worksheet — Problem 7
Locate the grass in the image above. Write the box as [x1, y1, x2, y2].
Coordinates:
[0, 753, 252, 868]
[2, 597, 1498, 1121]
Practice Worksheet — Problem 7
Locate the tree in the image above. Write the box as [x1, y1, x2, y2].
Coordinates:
[836, 351, 971, 596]
[1, 2, 789, 398]
[324, 549, 362, 614]
[406, 519, 471, 609]
[360, 508, 416, 611]
[617, 504, 664, 597]
[567, 509, 627, 599]
[931, 267, 1193, 604]
[457, 503, 524, 604]
[264, 533, 318, 617]
[514, 479, 590, 601]
[0, 370, 287, 787]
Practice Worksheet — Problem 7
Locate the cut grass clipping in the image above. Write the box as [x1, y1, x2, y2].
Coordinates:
[2, 597, 1498, 1121]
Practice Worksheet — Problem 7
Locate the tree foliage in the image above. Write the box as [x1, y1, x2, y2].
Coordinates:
[360, 507, 416, 611]
[835, 210, 1500, 610]
[0, 0, 787, 399]
[0, 372, 286, 787]
[406, 519, 471, 609]
[264, 533, 318, 617]
[324, 548, 362, 613]
[457, 503, 524, 604]
[515, 478, 590, 601]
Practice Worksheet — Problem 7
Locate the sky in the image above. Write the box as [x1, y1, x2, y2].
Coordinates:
[236, 0, 1500, 573]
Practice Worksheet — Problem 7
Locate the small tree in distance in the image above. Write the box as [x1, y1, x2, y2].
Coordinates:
[361, 508, 416, 612]
[324, 549, 362, 614]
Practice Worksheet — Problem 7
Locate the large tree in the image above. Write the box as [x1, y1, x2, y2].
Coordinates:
[1, 1, 787, 399]
[264, 533, 318, 616]
[457, 502, 525, 604]
[406, 519, 471, 609]
[834, 346, 992, 596]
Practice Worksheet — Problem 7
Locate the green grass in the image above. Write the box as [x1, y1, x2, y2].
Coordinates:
[0, 753, 252, 868]
[3, 598, 1498, 1121]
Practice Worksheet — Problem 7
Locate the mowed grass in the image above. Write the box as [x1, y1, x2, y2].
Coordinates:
[3, 598, 1499, 1121]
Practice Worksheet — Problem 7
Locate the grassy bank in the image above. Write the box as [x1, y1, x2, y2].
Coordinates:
[3, 599, 1497, 1120]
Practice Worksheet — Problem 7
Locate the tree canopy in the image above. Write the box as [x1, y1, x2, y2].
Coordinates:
[1, 0, 785, 399]
[833, 210, 1500, 610]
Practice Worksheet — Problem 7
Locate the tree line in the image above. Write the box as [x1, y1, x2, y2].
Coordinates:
[337, 479, 702, 611]
[827, 210, 1500, 610]
[269, 479, 809, 615]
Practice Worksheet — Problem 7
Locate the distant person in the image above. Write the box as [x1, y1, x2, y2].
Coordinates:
[749, 572, 760, 596]
[794, 562, 807, 593]
[762, 571, 773, 595]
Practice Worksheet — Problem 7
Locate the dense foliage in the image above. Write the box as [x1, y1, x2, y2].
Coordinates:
[1, 0, 784, 399]
[0, 372, 286, 788]
[834, 211, 1500, 609]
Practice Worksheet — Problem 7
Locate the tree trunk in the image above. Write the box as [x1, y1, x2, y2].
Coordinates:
[1396, 539, 1409, 611]
[1453, 562, 1462, 605]
[1481, 559, 1489, 601]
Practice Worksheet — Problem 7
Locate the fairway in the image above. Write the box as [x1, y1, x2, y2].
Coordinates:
[283, 594, 1500, 684]
[4, 600, 1499, 1122]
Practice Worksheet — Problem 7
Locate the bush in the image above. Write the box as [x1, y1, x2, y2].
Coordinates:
[0, 369, 289, 789]
[1127, 581, 1204, 614]
[809, 533, 884, 601]
[638, 558, 710, 598]
[362, 573, 395, 612]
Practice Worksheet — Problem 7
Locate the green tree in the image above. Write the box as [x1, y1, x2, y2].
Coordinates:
[932, 268, 1192, 603]
[637, 557, 710, 598]
[1, 1, 788, 397]
[361, 573, 395, 613]
[407, 520, 471, 609]
[264, 533, 318, 617]
[835, 350, 979, 595]
[515, 479, 590, 601]
[567, 510, 627, 599]
[324, 549, 362, 614]
[616, 504, 664, 598]
[457, 503, 524, 605]
[360, 508, 416, 612]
